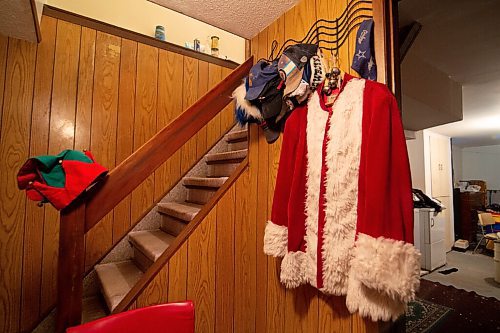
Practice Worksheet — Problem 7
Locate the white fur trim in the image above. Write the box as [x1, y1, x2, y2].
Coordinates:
[232, 82, 263, 121]
[350, 233, 421, 304]
[304, 93, 329, 279]
[321, 78, 365, 295]
[280, 251, 317, 288]
[346, 275, 407, 322]
[263, 221, 287, 257]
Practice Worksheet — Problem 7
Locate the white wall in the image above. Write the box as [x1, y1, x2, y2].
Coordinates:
[461, 145, 500, 190]
[407, 130, 455, 251]
[47, 0, 246, 63]
[451, 144, 463, 185]
[406, 130, 435, 195]
[406, 131, 426, 191]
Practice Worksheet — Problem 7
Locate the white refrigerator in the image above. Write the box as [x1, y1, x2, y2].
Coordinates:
[413, 208, 446, 271]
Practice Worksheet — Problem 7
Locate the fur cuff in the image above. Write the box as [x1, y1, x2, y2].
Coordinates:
[280, 251, 316, 289]
[346, 275, 407, 322]
[350, 233, 421, 304]
[263, 221, 287, 257]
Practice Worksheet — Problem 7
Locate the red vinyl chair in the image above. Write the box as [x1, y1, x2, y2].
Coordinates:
[67, 301, 194, 333]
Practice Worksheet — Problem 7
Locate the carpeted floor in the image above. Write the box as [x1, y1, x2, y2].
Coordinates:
[423, 250, 500, 300]
[417, 279, 500, 332]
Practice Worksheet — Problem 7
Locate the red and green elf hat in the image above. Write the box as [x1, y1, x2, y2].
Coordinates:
[17, 150, 108, 210]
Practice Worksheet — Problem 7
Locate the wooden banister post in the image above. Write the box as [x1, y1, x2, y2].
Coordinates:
[55, 201, 86, 333]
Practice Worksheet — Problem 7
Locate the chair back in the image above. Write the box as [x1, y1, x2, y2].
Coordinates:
[478, 212, 496, 227]
[67, 301, 194, 333]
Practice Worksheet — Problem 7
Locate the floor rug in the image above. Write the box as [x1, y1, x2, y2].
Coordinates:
[418, 279, 500, 332]
[406, 298, 451, 333]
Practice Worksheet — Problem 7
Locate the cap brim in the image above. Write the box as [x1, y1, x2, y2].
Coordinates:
[245, 85, 266, 101]
[261, 121, 280, 144]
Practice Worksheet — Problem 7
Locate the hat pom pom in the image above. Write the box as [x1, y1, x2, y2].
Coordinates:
[232, 81, 263, 125]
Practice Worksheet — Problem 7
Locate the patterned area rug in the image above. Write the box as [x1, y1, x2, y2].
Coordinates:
[406, 298, 452, 333]
[418, 279, 500, 332]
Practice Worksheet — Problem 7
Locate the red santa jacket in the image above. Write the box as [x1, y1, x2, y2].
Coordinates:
[264, 74, 420, 322]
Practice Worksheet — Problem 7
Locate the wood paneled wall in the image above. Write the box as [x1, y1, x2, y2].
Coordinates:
[0, 15, 235, 333]
[132, 1, 378, 332]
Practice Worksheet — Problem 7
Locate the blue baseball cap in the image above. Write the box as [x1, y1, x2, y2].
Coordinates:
[245, 60, 279, 101]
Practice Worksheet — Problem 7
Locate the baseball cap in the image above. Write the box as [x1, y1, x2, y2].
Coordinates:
[278, 44, 318, 96]
[258, 76, 284, 119]
[245, 60, 279, 101]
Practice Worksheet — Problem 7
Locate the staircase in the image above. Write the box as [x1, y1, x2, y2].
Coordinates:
[87, 128, 248, 317]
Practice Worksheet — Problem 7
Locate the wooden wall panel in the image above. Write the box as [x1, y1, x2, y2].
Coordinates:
[41, 19, 81, 316]
[196, 61, 209, 159]
[136, 264, 169, 307]
[234, 169, 257, 333]
[261, 23, 288, 333]
[74, 27, 96, 152]
[316, 0, 351, 74]
[0, 13, 234, 331]
[84, 32, 122, 270]
[248, 30, 268, 332]
[318, 294, 353, 332]
[20, 16, 56, 332]
[131, 44, 158, 223]
[113, 38, 137, 242]
[206, 64, 222, 148]
[0, 37, 37, 333]
[154, 50, 183, 201]
[349, 1, 363, 76]
[0, 34, 8, 137]
[215, 186, 235, 333]
[220, 67, 235, 134]
[187, 209, 216, 333]
[167, 243, 188, 302]
[180, 57, 199, 175]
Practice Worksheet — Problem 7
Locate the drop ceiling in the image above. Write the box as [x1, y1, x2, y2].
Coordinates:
[399, 0, 500, 147]
[148, 0, 299, 39]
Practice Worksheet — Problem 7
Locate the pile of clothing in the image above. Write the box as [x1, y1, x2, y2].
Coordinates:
[232, 44, 325, 143]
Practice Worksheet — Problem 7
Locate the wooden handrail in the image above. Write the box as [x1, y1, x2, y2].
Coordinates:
[56, 56, 253, 332]
[84, 56, 253, 232]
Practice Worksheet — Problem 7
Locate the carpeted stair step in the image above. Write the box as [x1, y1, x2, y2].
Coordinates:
[95, 260, 143, 312]
[157, 201, 202, 236]
[225, 129, 248, 151]
[225, 129, 247, 142]
[205, 149, 248, 177]
[183, 176, 228, 204]
[129, 229, 176, 271]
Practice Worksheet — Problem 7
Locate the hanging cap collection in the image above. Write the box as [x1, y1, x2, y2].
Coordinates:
[232, 0, 375, 144]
